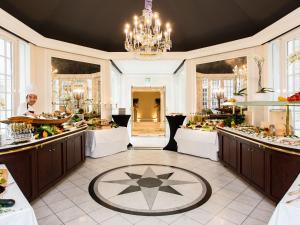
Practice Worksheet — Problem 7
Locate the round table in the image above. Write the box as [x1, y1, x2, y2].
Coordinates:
[163, 115, 186, 151]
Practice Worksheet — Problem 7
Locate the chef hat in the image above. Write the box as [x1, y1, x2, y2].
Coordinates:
[26, 85, 37, 96]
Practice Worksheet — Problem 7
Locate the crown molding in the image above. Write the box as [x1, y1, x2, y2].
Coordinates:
[1, 7, 300, 60]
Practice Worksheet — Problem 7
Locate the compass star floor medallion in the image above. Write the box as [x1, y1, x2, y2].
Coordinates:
[89, 164, 212, 216]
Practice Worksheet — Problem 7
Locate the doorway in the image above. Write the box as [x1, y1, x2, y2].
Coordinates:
[131, 87, 166, 136]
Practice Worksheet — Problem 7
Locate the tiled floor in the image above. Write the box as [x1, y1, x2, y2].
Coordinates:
[32, 150, 276, 225]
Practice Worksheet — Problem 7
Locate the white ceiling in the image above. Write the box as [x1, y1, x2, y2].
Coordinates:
[113, 59, 183, 75]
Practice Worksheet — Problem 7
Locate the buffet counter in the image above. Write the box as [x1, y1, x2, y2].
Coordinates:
[0, 126, 87, 201]
[217, 127, 300, 202]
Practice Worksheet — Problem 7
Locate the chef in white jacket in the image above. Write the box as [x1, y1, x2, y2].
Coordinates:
[17, 88, 38, 116]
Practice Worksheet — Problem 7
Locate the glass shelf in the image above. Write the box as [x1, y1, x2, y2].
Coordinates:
[236, 101, 300, 107]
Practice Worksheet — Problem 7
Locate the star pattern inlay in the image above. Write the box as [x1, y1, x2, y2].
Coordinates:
[102, 166, 198, 209]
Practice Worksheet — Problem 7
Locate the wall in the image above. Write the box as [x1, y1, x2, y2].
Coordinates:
[132, 91, 160, 120]
[29, 45, 112, 119]
[119, 74, 181, 115]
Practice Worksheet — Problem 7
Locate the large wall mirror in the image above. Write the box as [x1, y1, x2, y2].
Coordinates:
[51, 57, 101, 115]
[196, 57, 247, 112]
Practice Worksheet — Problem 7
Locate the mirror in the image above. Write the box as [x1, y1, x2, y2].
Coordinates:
[196, 57, 247, 112]
[51, 57, 101, 115]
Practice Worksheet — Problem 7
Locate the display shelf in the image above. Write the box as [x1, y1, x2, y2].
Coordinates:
[236, 101, 300, 107]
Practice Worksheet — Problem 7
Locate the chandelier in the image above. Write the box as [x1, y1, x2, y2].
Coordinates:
[124, 0, 172, 55]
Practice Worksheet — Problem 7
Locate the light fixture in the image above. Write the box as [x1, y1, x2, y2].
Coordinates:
[124, 0, 172, 55]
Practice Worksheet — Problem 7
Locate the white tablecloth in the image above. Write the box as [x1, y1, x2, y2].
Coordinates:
[175, 128, 219, 161]
[0, 165, 38, 225]
[268, 173, 300, 225]
[85, 127, 129, 158]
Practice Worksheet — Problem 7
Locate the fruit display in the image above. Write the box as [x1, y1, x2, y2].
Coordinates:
[287, 92, 300, 101]
[33, 124, 64, 139]
[0, 169, 8, 187]
[278, 96, 288, 101]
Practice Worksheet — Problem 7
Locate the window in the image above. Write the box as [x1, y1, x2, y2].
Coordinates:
[211, 80, 221, 109]
[0, 37, 13, 132]
[224, 80, 234, 100]
[287, 38, 300, 135]
[202, 79, 208, 109]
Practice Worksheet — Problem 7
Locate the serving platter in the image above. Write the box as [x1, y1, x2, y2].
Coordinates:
[0, 115, 72, 125]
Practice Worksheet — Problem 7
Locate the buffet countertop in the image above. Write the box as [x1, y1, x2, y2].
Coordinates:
[0, 126, 87, 153]
[217, 127, 300, 153]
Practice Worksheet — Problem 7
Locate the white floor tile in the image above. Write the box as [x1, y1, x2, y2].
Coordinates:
[135, 217, 168, 225]
[170, 215, 201, 225]
[34, 205, 53, 220]
[242, 217, 267, 225]
[37, 214, 63, 225]
[64, 215, 97, 225]
[56, 206, 86, 223]
[48, 198, 75, 213]
[88, 207, 117, 223]
[218, 208, 248, 224]
[101, 214, 133, 225]
[249, 207, 273, 223]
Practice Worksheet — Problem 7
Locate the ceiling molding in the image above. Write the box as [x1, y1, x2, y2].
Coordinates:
[0, 7, 300, 61]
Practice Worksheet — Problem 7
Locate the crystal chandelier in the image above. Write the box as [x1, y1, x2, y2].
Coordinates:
[124, 0, 172, 55]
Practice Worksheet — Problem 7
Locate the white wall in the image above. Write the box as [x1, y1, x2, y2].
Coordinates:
[29, 44, 112, 119]
[119, 74, 183, 115]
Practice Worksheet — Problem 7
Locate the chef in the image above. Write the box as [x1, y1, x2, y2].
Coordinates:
[17, 88, 38, 116]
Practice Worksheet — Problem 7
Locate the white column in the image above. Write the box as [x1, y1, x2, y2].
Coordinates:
[101, 60, 112, 121]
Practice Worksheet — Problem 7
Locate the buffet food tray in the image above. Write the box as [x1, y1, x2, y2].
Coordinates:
[0, 115, 72, 125]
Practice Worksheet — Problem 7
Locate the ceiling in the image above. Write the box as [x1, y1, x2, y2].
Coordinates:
[114, 59, 182, 74]
[197, 57, 247, 74]
[1, 0, 300, 52]
[52, 57, 100, 74]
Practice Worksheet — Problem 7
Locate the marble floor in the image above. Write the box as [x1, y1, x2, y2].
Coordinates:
[31, 150, 276, 225]
[132, 122, 165, 136]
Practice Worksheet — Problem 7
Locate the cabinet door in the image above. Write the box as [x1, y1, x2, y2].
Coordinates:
[37, 144, 53, 191]
[222, 135, 231, 165]
[0, 149, 34, 200]
[66, 134, 84, 171]
[229, 138, 237, 169]
[51, 140, 64, 181]
[240, 143, 252, 180]
[269, 151, 300, 201]
[251, 147, 265, 190]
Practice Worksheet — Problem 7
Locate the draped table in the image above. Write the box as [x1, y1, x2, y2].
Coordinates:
[174, 128, 219, 161]
[163, 115, 186, 151]
[268, 173, 300, 225]
[0, 165, 38, 225]
[85, 127, 129, 158]
[112, 115, 132, 148]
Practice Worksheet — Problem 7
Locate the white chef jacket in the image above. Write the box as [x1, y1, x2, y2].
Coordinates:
[17, 102, 38, 116]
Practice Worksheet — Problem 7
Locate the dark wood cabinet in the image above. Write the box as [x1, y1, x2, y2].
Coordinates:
[240, 142, 252, 180]
[220, 133, 237, 169]
[0, 149, 35, 200]
[239, 142, 265, 190]
[268, 150, 300, 200]
[66, 133, 85, 171]
[37, 140, 65, 193]
[218, 128, 300, 203]
[0, 128, 86, 201]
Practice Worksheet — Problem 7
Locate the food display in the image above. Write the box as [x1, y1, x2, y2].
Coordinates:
[0, 169, 8, 187]
[87, 118, 118, 129]
[223, 124, 300, 147]
[183, 117, 223, 132]
[277, 92, 300, 102]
